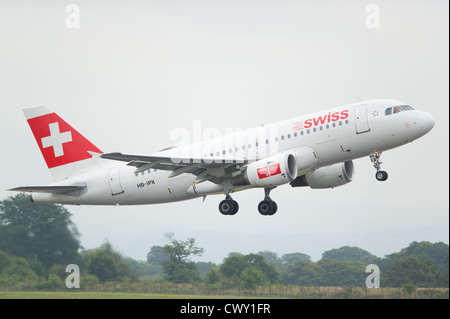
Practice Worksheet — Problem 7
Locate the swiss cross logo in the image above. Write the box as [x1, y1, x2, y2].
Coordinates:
[27, 112, 102, 168]
[257, 163, 281, 179]
[41, 122, 72, 157]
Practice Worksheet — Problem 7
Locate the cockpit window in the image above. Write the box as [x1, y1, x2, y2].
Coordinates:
[393, 106, 402, 113]
[400, 105, 414, 111]
[385, 105, 414, 116]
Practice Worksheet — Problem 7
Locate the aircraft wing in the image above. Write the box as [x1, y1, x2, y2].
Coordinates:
[9, 185, 86, 194]
[100, 152, 252, 184]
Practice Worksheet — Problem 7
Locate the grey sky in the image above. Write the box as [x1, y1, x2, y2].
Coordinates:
[0, 0, 448, 263]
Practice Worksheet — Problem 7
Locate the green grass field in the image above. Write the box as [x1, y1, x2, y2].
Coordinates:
[1, 288, 448, 299]
[0, 291, 234, 299]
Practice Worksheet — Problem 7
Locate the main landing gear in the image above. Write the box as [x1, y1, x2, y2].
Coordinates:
[370, 152, 388, 181]
[258, 187, 278, 216]
[218, 195, 239, 215]
[218, 187, 278, 216]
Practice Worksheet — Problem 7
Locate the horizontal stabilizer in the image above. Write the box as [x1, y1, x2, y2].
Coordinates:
[9, 185, 86, 194]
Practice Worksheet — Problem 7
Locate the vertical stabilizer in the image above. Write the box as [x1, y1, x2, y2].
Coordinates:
[23, 106, 103, 181]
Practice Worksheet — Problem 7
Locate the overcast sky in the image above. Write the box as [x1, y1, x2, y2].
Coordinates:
[0, 0, 448, 263]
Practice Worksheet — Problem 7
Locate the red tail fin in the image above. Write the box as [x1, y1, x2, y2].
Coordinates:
[24, 106, 103, 180]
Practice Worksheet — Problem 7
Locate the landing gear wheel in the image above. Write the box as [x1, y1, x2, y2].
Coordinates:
[370, 152, 389, 182]
[272, 202, 278, 214]
[219, 199, 239, 215]
[231, 200, 239, 215]
[375, 170, 388, 181]
[258, 200, 277, 216]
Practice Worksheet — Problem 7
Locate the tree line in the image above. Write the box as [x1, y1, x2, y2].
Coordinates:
[142, 238, 448, 289]
[0, 194, 448, 290]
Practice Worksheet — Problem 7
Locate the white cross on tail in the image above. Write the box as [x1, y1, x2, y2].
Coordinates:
[41, 122, 72, 157]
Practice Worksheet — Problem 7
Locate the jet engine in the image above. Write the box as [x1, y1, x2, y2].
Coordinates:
[290, 161, 354, 189]
[243, 153, 298, 188]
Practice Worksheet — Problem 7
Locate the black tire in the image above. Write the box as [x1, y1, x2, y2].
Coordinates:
[375, 171, 388, 181]
[258, 200, 274, 216]
[231, 200, 239, 215]
[270, 202, 278, 215]
[219, 200, 236, 215]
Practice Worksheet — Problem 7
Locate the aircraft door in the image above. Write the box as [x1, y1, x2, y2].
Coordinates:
[355, 104, 370, 134]
[109, 166, 124, 196]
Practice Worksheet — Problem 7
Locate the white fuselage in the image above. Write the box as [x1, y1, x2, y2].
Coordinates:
[31, 100, 435, 205]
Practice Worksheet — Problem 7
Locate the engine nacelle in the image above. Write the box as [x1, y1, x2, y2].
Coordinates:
[245, 153, 298, 187]
[290, 161, 354, 189]
[291, 146, 319, 173]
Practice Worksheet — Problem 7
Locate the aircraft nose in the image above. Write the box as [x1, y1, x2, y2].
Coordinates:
[418, 111, 435, 134]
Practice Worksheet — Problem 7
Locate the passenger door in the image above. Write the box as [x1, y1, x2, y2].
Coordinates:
[108, 166, 124, 196]
[354, 104, 370, 134]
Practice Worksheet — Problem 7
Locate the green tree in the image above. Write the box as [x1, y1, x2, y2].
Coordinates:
[220, 253, 278, 287]
[280, 252, 311, 265]
[196, 261, 217, 278]
[125, 258, 161, 279]
[317, 259, 366, 287]
[0, 250, 40, 282]
[146, 245, 169, 266]
[381, 241, 449, 273]
[240, 266, 265, 289]
[205, 268, 221, 284]
[384, 257, 443, 287]
[0, 194, 81, 267]
[81, 241, 138, 282]
[220, 254, 248, 279]
[404, 241, 449, 272]
[245, 253, 278, 283]
[161, 236, 204, 283]
[258, 251, 279, 265]
[321, 246, 377, 264]
[281, 260, 325, 286]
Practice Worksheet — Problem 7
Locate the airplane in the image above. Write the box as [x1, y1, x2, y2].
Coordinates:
[9, 100, 435, 216]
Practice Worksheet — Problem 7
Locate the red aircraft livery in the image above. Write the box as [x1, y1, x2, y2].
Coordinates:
[257, 163, 281, 179]
[292, 110, 349, 131]
[27, 112, 102, 169]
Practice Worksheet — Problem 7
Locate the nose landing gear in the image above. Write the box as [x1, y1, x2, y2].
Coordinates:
[370, 152, 388, 181]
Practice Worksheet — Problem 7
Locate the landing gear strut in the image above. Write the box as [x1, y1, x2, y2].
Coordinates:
[218, 195, 239, 215]
[370, 152, 388, 181]
[258, 187, 278, 216]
